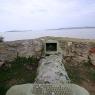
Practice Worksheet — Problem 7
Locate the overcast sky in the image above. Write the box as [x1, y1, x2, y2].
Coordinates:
[0, 0, 95, 32]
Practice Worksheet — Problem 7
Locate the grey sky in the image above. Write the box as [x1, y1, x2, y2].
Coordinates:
[0, 0, 95, 32]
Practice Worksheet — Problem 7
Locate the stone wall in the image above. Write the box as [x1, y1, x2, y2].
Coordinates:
[6, 49, 90, 95]
[35, 54, 70, 84]
[0, 38, 43, 61]
[0, 37, 95, 65]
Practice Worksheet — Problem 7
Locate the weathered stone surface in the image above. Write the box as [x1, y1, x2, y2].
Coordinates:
[0, 61, 4, 67]
[0, 43, 17, 61]
[89, 54, 95, 66]
[6, 51, 90, 95]
[72, 84, 90, 95]
[35, 54, 70, 84]
[0, 39, 43, 61]
[17, 39, 43, 58]
[0, 36, 95, 64]
[6, 84, 33, 95]
[6, 84, 90, 95]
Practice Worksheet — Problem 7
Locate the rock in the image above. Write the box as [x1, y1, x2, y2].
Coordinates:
[72, 84, 90, 95]
[0, 39, 43, 61]
[89, 54, 95, 66]
[17, 39, 43, 58]
[6, 84, 90, 95]
[0, 61, 4, 67]
[25, 65, 33, 71]
[35, 54, 70, 84]
[6, 51, 90, 95]
[0, 37, 94, 63]
[6, 84, 33, 95]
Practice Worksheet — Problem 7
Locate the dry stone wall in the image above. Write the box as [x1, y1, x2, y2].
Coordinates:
[0, 39, 43, 62]
[35, 54, 70, 84]
[6, 51, 90, 95]
[0, 37, 95, 65]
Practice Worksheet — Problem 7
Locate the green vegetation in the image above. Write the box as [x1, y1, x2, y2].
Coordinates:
[89, 69, 95, 81]
[64, 62, 81, 84]
[65, 56, 95, 85]
[0, 56, 39, 95]
[82, 56, 95, 81]
[0, 84, 8, 95]
[83, 56, 92, 67]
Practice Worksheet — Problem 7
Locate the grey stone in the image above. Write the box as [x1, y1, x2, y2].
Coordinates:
[0, 61, 4, 67]
[6, 84, 90, 95]
[35, 54, 70, 84]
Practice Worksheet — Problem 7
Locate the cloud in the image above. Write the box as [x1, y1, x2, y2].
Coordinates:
[0, 0, 95, 31]
[0, 0, 94, 17]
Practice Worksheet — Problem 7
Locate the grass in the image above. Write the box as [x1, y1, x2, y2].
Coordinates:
[64, 62, 82, 84]
[0, 83, 8, 95]
[64, 56, 95, 84]
[0, 56, 39, 95]
[82, 56, 95, 82]
[89, 70, 95, 81]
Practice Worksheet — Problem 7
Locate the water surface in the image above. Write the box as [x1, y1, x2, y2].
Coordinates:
[1, 28, 95, 41]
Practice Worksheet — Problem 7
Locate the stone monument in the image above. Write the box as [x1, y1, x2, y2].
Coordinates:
[6, 40, 90, 95]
